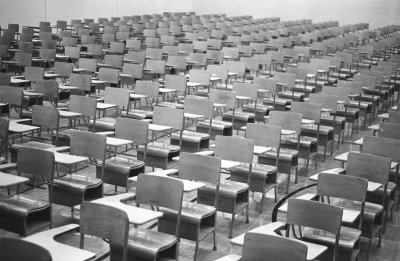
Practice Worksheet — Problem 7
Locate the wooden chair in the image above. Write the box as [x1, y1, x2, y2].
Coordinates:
[158, 74, 187, 108]
[0, 85, 24, 118]
[166, 55, 187, 75]
[126, 80, 159, 120]
[0, 147, 55, 236]
[260, 111, 301, 193]
[97, 117, 147, 192]
[170, 97, 212, 152]
[346, 152, 391, 260]
[80, 201, 129, 261]
[159, 153, 221, 260]
[54, 61, 73, 83]
[129, 174, 184, 260]
[314, 173, 367, 261]
[53, 130, 106, 210]
[0, 237, 52, 261]
[231, 123, 280, 213]
[69, 73, 92, 95]
[198, 135, 254, 238]
[380, 122, 400, 140]
[217, 232, 308, 261]
[291, 101, 320, 173]
[98, 67, 120, 88]
[35, 80, 60, 107]
[287, 199, 342, 261]
[137, 106, 182, 170]
[221, 82, 258, 131]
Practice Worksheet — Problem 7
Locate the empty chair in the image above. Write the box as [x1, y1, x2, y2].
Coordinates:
[0, 237, 52, 261]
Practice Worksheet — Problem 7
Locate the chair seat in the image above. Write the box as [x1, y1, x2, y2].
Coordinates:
[260, 148, 298, 162]
[222, 111, 255, 122]
[303, 226, 361, 252]
[162, 202, 216, 224]
[54, 174, 103, 191]
[242, 104, 273, 113]
[92, 117, 116, 131]
[197, 120, 232, 131]
[127, 228, 178, 260]
[302, 125, 334, 136]
[263, 97, 291, 106]
[200, 180, 249, 198]
[0, 195, 50, 218]
[138, 142, 180, 158]
[278, 91, 305, 101]
[158, 102, 184, 109]
[102, 156, 145, 174]
[231, 163, 277, 180]
[123, 109, 153, 120]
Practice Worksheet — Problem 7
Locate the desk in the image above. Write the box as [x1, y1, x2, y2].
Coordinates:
[0, 172, 29, 196]
[59, 110, 83, 128]
[149, 123, 173, 141]
[106, 137, 133, 156]
[92, 193, 163, 225]
[96, 102, 117, 117]
[8, 122, 40, 143]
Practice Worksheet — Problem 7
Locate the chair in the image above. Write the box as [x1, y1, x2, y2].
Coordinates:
[346, 152, 391, 259]
[54, 61, 73, 83]
[136, 106, 182, 170]
[216, 232, 308, 261]
[0, 237, 52, 261]
[98, 67, 120, 87]
[69, 73, 93, 95]
[313, 173, 367, 261]
[259, 111, 301, 193]
[286, 199, 343, 261]
[0, 147, 55, 236]
[126, 80, 159, 120]
[170, 97, 212, 152]
[53, 130, 106, 210]
[129, 174, 184, 260]
[97, 117, 147, 192]
[198, 135, 254, 238]
[291, 101, 320, 174]
[231, 123, 280, 213]
[158, 153, 221, 260]
[380, 122, 400, 140]
[187, 69, 211, 95]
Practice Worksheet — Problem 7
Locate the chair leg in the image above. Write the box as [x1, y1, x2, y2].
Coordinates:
[366, 239, 371, 261]
[245, 203, 249, 224]
[274, 186, 278, 203]
[323, 145, 327, 163]
[304, 157, 309, 180]
[314, 154, 318, 169]
[229, 213, 235, 238]
[213, 229, 217, 251]
[260, 191, 265, 214]
[194, 237, 200, 261]
[286, 172, 291, 194]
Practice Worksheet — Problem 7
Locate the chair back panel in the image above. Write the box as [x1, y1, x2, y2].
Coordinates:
[136, 174, 184, 211]
[164, 74, 186, 96]
[17, 147, 55, 180]
[0, 237, 52, 261]
[246, 123, 281, 148]
[215, 135, 254, 164]
[184, 97, 213, 119]
[115, 117, 148, 146]
[337, 80, 363, 94]
[363, 135, 400, 163]
[104, 87, 130, 110]
[69, 73, 92, 92]
[134, 80, 159, 99]
[0, 72, 11, 85]
[153, 106, 184, 130]
[25, 66, 44, 82]
[179, 152, 221, 184]
[388, 111, 400, 124]
[70, 130, 107, 160]
[0, 86, 23, 106]
[347, 152, 391, 184]
[287, 199, 342, 235]
[78, 58, 97, 73]
[291, 102, 321, 123]
[32, 105, 59, 130]
[209, 89, 236, 110]
[69, 95, 97, 117]
[321, 86, 350, 103]
[318, 173, 368, 202]
[35, 80, 59, 99]
[269, 111, 302, 132]
[54, 62, 73, 77]
[253, 77, 277, 95]
[242, 233, 307, 261]
[189, 70, 210, 86]
[380, 122, 400, 140]
[98, 68, 119, 85]
[80, 202, 128, 261]
[232, 82, 258, 100]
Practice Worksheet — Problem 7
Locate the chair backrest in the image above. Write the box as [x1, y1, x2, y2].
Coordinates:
[79, 58, 97, 73]
[136, 174, 184, 237]
[54, 62, 73, 77]
[17, 147, 55, 182]
[246, 123, 281, 149]
[188, 70, 210, 86]
[122, 63, 143, 80]
[179, 152, 221, 185]
[25, 66, 44, 82]
[0, 85, 23, 108]
[253, 77, 278, 96]
[321, 86, 350, 103]
[98, 68, 120, 85]
[287, 198, 342, 235]
[153, 106, 184, 130]
[380, 122, 400, 140]
[134, 80, 159, 99]
[273, 72, 296, 89]
[69, 95, 97, 118]
[104, 87, 130, 111]
[166, 56, 186, 71]
[164, 74, 186, 96]
[308, 93, 338, 113]
[336, 80, 363, 95]
[115, 117, 148, 146]
[69, 73, 92, 92]
[15, 52, 32, 66]
[104, 54, 123, 68]
[241, 233, 307, 261]
[184, 97, 213, 119]
[269, 111, 302, 132]
[232, 82, 258, 101]
[145, 59, 166, 75]
[291, 101, 321, 124]
[209, 89, 236, 110]
[362, 135, 400, 164]
[145, 47, 162, 60]
[207, 64, 229, 81]
[80, 202, 128, 261]
[353, 74, 377, 89]
[215, 135, 254, 164]
[226, 61, 246, 76]
[70, 130, 107, 161]
[32, 105, 59, 131]
[347, 152, 391, 185]
[39, 49, 56, 60]
[0, 237, 52, 261]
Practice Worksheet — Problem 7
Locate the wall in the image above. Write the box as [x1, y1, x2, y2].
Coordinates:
[192, 0, 400, 29]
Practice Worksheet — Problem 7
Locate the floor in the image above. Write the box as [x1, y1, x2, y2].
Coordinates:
[1, 106, 400, 261]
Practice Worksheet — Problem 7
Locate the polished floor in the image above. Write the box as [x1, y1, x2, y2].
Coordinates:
[1, 109, 399, 261]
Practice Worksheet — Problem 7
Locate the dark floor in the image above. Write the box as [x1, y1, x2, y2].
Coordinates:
[1, 108, 399, 261]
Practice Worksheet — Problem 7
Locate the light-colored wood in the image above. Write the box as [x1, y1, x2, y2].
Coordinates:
[269, 111, 302, 132]
[153, 106, 184, 130]
[242, 233, 308, 261]
[24, 224, 96, 261]
[388, 111, 400, 124]
[232, 82, 258, 100]
[134, 80, 159, 99]
[287, 198, 342, 235]
[69, 95, 97, 118]
[115, 117, 148, 146]
[309, 93, 338, 112]
[179, 152, 221, 184]
[215, 135, 254, 164]
[0, 172, 29, 187]
[363, 135, 400, 163]
[184, 97, 214, 119]
[291, 102, 322, 124]
[104, 87, 130, 111]
[347, 152, 391, 184]
[32, 105, 59, 130]
[70, 72, 92, 92]
[209, 89, 237, 110]
[246, 123, 281, 149]
[380, 122, 400, 140]
[70, 130, 107, 160]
